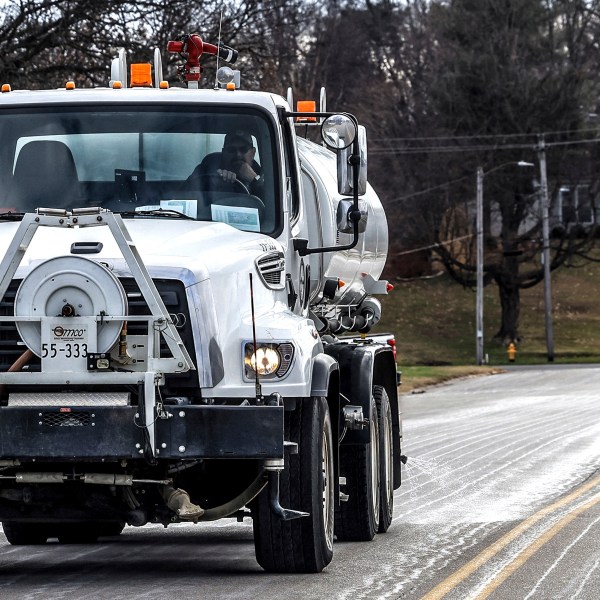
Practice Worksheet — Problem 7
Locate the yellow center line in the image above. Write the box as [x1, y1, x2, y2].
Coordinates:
[420, 472, 600, 600]
[472, 491, 600, 599]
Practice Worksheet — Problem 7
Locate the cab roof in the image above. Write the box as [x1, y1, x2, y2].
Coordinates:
[0, 86, 288, 114]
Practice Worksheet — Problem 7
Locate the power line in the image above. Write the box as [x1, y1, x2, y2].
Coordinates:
[370, 126, 600, 144]
[387, 174, 472, 204]
[380, 134, 600, 205]
[370, 143, 534, 155]
[392, 234, 474, 257]
[370, 136, 600, 155]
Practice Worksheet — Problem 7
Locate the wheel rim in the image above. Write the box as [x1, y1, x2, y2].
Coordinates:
[322, 423, 334, 552]
[370, 403, 381, 521]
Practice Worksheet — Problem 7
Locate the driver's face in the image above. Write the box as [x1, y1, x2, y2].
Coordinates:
[222, 142, 255, 171]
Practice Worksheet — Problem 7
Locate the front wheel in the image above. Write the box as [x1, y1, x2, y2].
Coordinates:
[252, 397, 335, 573]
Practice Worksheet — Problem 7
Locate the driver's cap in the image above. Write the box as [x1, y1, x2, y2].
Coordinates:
[224, 130, 253, 147]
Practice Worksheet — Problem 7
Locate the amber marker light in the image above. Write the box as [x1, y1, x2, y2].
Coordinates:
[159, 81, 169, 89]
[112, 81, 123, 89]
[65, 81, 76, 90]
[296, 100, 317, 122]
[1, 84, 11, 93]
[130, 63, 152, 87]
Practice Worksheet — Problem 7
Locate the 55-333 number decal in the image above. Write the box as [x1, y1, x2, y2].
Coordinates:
[41, 343, 88, 359]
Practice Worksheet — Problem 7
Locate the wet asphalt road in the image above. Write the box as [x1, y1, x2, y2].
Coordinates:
[2, 364, 600, 600]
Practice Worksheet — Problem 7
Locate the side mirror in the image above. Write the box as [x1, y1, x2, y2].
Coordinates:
[336, 199, 368, 234]
[322, 119, 367, 197]
[288, 109, 368, 256]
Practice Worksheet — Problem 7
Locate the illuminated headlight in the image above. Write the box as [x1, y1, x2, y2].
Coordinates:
[244, 342, 294, 380]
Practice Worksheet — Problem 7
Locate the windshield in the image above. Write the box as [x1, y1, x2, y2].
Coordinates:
[0, 105, 279, 234]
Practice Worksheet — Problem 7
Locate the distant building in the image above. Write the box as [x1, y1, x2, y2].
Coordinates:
[554, 185, 596, 232]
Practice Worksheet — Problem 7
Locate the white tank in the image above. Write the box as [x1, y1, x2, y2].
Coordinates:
[296, 137, 388, 308]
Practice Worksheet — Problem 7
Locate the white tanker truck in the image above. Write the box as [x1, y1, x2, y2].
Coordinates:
[0, 34, 402, 573]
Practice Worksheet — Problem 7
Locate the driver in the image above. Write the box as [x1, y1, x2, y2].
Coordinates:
[187, 130, 264, 198]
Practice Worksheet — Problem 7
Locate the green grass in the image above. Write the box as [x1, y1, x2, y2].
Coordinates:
[374, 258, 600, 368]
[398, 365, 503, 393]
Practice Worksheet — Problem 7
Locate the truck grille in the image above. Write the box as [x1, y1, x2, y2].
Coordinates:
[0, 281, 30, 372]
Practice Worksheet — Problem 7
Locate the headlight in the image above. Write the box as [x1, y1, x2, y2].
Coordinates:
[244, 342, 294, 380]
[250, 347, 280, 375]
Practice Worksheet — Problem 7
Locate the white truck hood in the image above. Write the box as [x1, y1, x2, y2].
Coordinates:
[0, 218, 281, 283]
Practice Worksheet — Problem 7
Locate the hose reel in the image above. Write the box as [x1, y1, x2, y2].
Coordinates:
[14, 256, 127, 357]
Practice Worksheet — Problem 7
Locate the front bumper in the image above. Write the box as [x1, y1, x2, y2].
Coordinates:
[0, 405, 284, 460]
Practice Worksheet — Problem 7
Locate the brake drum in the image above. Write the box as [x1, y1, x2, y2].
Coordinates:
[14, 256, 127, 357]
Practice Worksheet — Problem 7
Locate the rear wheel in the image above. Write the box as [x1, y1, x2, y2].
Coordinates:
[2, 521, 50, 545]
[335, 392, 380, 541]
[375, 385, 394, 533]
[252, 396, 335, 573]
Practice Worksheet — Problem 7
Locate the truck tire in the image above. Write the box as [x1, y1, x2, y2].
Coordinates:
[252, 396, 335, 573]
[2, 521, 49, 545]
[375, 385, 394, 533]
[334, 392, 380, 541]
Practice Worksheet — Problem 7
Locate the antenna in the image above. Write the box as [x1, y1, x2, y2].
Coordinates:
[214, 8, 224, 89]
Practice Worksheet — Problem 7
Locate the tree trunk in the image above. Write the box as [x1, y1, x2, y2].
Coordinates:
[495, 282, 520, 344]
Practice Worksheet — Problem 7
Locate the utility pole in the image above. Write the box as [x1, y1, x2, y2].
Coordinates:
[537, 135, 555, 362]
[476, 166, 484, 366]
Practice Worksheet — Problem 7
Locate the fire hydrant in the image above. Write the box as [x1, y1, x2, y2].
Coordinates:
[507, 341, 517, 362]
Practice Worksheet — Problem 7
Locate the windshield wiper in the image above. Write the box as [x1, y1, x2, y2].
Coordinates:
[0, 212, 26, 221]
[116, 208, 196, 220]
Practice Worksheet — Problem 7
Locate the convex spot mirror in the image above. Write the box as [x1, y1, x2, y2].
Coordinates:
[321, 114, 356, 149]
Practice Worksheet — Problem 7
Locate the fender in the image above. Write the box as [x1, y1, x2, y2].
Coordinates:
[310, 352, 338, 398]
[310, 353, 341, 505]
[325, 342, 376, 445]
[310, 352, 340, 448]
[325, 340, 402, 488]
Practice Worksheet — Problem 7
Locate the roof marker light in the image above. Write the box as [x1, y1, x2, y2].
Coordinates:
[159, 81, 169, 89]
[112, 81, 122, 89]
[130, 63, 152, 87]
[1, 84, 11, 93]
[65, 81, 76, 90]
[296, 100, 317, 122]
[226, 82, 236, 91]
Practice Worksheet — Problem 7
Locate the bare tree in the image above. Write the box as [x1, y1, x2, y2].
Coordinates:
[403, 0, 600, 342]
[0, 1, 315, 90]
